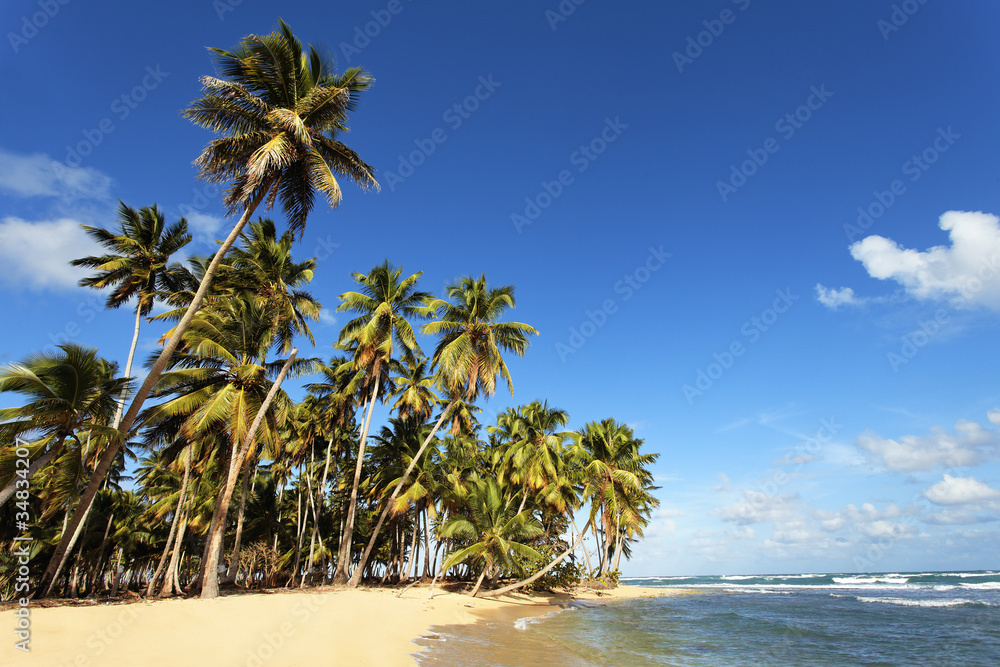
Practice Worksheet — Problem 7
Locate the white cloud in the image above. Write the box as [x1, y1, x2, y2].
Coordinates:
[849, 210, 1000, 309]
[923, 474, 1000, 506]
[0, 148, 112, 200]
[815, 284, 864, 309]
[318, 310, 337, 326]
[184, 211, 224, 243]
[855, 415, 1000, 472]
[0, 217, 98, 290]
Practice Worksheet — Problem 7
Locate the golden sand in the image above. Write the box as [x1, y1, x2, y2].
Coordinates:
[0, 584, 676, 666]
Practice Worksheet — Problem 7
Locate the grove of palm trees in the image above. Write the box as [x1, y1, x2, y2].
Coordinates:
[0, 20, 658, 604]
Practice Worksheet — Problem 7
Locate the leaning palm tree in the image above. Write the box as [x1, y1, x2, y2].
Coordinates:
[332, 261, 430, 584]
[44, 20, 378, 593]
[348, 274, 538, 587]
[70, 202, 191, 428]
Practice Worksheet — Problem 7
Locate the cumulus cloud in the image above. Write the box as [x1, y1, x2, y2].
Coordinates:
[815, 284, 864, 310]
[849, 210, 1000, 309]
[855, 415, 1000, 472]
[923, 474, 1000, 506]
[0, 217, 98, 290]
[0, 148, 112, 200]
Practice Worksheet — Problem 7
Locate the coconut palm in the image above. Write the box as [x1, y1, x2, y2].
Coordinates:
[45, 20, 377, 592]
[493, 400, 576, 514]
[349, 274, 538, 587]
[227, 218, 321, 353]
[332, 261, 430, 584]
[439, 478, 543, 597]
[0, 345, 127, 507]
[140, 297, 308, 598]
[576, 419, 659, 574]
[69, 202, 191, 428]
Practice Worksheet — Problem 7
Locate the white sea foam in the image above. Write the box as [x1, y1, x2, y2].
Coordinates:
[855, 596, 978, 608]
[833, 576, 909, 585]
[960, 582, 1000, 590]
[514, 608, 565, 631]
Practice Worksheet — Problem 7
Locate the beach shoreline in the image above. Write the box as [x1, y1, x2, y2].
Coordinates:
[0, 583, 673, 666]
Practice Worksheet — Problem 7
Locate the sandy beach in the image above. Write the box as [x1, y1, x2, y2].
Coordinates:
[0, 584, 672, 666]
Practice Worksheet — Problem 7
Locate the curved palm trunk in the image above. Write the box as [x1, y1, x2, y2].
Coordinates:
[333, 377, 380, 585]
[201, 349, 297, 599]
[42, 190, 269, 595]
[348, 399, 455, 588]
[479, 518, 594, 599]
[469, 567, 488, 598]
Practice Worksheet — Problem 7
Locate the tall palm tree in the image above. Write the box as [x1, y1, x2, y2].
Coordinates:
[349, 274, 538, 587]
[70, 202, 191, 428]
[332, 261, 430, 584]
[576, 419, 659, 574]
[140, 297, 308, 598]
[45, 20, 378, 592]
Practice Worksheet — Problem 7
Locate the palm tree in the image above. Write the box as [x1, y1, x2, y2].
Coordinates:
[0, 345, 126, 507]
[70, 202, 191, 428]
[44, 20, 378, 592]
[349, 274, 538, 587]
[389, 353, 439, 424]
[438, 478, 543, 597]
[493, 400, 575, 514]
[576, 419, 659, 574]
[227, 218, 321, 353]
[140, 297, 308, 598]
[332, 261, 430, 584]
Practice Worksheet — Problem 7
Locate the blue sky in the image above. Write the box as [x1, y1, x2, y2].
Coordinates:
[2, 0, 1000, 576]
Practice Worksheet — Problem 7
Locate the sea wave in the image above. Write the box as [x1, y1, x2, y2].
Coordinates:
[961, 582, 1000, 590]
[832, 576, 909, 585]
[855, 596, 988, 608]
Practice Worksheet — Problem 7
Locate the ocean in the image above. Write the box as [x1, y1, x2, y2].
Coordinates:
[415, 571, 1000, 666]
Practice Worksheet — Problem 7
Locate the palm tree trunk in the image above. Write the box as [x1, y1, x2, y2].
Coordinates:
[422, 506, 431, 579]
[224, 457, 253, 585]
[479, 518, 594, 599]
[111, 302, 143, 429]
[162, 501, 190, 597]
[146, 447, 191, 597]
[348, 399, 456, 588]
[469, 567, 489, 598]
[301, 450, 320, 588]
[405, 513, 419, 581]
[291, 470, 304, 585]
[571, 516, 594, 576]
[42, 189, 269, 595]
[610, 512, 624, 574]
[333, 377, 381, 584]
[200, 349, 297, 599]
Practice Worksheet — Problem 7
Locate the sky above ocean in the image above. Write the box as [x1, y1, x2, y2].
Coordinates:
[1, 0, 999, 575]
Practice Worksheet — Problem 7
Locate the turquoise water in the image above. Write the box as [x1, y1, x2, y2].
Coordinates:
[416, 571, 1000, 666]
